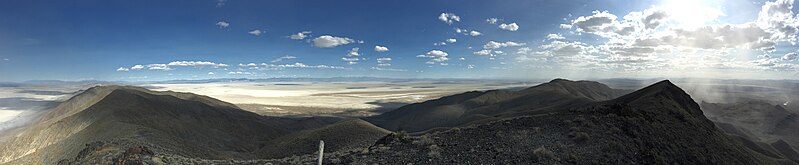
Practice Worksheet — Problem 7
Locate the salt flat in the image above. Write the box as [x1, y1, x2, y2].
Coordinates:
[147, 81, 534, 117]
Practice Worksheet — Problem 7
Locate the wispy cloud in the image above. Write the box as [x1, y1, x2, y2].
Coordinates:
[271, 55, 297, 63]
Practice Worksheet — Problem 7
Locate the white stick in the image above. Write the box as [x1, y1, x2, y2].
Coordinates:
[318, 140, 325, 165]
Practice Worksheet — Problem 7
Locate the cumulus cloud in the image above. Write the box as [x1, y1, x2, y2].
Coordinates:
[757, 0, 799, 43]
[469, 31, 483, 36]
[417, 50, 449, 64]
[374, 45, 389, 52]
[312, 35, 356, 48]
[216, 21, 230, 28]
[784, 52, 799, 61]
[271, 55, 297, 63]
[483, 41, 526, 49]
[289, 31, 311, 40]
[446, 38, 457, 43]
[116, 67, 129, 72]
[438, 13, 461, 24]
[546, 33, 565, 40]
[343, 48, 360, 64]
[486, 18, 499, 24]
[248, 30, 263, 36]
[499, 23, 520, 31]
[347, 47, 360, 57]
[533, 1, 799, 72]
[208, 72, 215, 75]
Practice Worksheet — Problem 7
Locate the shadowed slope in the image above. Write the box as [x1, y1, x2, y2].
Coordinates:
[366, 79, 630, 132]
[255, 119, 391, 159]
[338, 80, 793, 164]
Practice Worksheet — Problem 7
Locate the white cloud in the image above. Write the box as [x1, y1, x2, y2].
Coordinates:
[438, 13, 461, 24]
[446, 38, 457, 43]
[271, 55, 297, 63]
[376, 57, 392, 67]
[455, 28, 467, 33]
[216, 21, 229, 28]
[474, 49, 492, 56]
[228, 71, 252, 75]
[130, 65, 145, 70]
[371, 67, 406, 71]
[289, 31, 311, 40]
[483, 41, 526, 49]
[469, 31, 482, 36]
[417, 50, 449, 64]
[208, 72, 215, 75]
[560, 24, 572, 29]
[116, 67, 129, 72]
[271, 63, 346, 69]
[546, 33, 565, 40]
[239, 63, 258, 67]
[499, 23, 520, 31]
[341, 57, 359, 65]
[312, 35, 356, 48]
[167, 61, 228, 68]
[216, 0, 226, 7]
[486, 18, 499, 24]
[347, 47, 360, 57]
[248, 30, 263, 36]
[342, 48, 361, 64]
[536, 40, 597, 57]
[374, 45, 389, 52]
[784, 52, 799, 61]
[756, 0, 799, 43]
[147, 64, 171, 70]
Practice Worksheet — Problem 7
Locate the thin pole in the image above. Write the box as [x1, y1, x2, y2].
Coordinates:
[318, 140, 324, 165]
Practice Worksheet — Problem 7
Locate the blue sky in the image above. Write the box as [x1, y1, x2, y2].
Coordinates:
[1, 0, 798, 82]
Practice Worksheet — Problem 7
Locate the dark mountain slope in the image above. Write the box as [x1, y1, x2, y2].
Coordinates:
[366, 79, 630, 132]
[255, 119, 391, 159]
[334, 80, 794, 164]
[0, 86, 339, 164]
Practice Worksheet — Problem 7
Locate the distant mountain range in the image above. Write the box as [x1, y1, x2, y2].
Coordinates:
[0, 79, 797, 164]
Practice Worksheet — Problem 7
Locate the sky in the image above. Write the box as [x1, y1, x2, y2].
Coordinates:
[1, 0, 799, 82]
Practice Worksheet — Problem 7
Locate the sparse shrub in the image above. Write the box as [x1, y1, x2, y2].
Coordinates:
[533, 146, 555, 162]
[396, 131, 409, 139]
[427, 145, 442, 158]
[413, 135, 435, 146]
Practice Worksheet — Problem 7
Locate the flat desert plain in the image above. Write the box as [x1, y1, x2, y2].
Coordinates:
[146, 81, 534, 117]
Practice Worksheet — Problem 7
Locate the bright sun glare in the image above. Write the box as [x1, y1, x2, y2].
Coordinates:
[661, 0, 726, 28]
